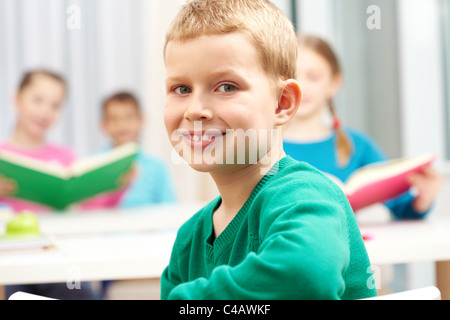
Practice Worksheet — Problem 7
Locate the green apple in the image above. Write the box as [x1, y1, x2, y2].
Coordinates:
[5, 211, 41, 239]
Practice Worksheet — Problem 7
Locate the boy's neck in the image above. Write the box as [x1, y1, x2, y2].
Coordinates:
[9, 127, 45, 149]
[210, 147, 285, 237]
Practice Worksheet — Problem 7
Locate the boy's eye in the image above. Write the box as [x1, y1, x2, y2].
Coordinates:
[217, 84, 237, 93]
[174, 86, 192, 95]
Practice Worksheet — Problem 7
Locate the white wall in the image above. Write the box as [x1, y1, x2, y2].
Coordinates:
[297, 0, 336, 41]
[397, 0, 446, 162]
[0, 0, 147, 156]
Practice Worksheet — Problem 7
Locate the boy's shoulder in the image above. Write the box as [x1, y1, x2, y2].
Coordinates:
[136, 150, 170, 168]
[253, 157, 353, 232]
[261, 157, 345, 200]
[135, 149, 160, 162]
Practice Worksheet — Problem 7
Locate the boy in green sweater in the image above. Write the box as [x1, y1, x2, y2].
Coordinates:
[161, 0, 377, 300]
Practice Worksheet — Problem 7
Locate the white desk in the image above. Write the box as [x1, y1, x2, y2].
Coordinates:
[361, 217, 450, 265]
[357, 205, 450, 299]
[0, 231, 177, 286]
[1, 203, 450, 299]
[0, 203, 204, 298]
[37, 202, 205, 236]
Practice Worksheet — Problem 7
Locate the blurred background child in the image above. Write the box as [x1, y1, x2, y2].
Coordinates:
[0, 70, 75, 213]
[283, 34, 443, 220]
[99, 92, 177, 208]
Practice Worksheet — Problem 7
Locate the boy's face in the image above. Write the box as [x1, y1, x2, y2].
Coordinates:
[164, 33, 282, 172]
[15, 75, 65, 140]
[102, 101, 143, 146]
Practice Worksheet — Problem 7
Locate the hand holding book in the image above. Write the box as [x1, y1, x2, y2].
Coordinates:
[119, 163, 139, 189]
[408, 166, 443, 213]
[0, 174, 16, 196]
[326, 153, 439, 212]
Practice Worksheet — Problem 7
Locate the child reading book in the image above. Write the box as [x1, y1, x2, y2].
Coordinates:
[0, 70, 76, 213]
[99, 92, 177, 208]
[160, 0, 377, 300]
[283, 34, 443, 218]
[0, 69, 99, 299]
[81, 92, 176, 211]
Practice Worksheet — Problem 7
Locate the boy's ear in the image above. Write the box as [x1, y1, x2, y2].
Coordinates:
[275, 79, 302, 126]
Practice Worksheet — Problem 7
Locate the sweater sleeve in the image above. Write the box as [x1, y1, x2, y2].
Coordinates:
[161, 238, 183, 300]
[164, 183, 351, 300]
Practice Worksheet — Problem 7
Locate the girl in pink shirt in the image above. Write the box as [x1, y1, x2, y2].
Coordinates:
[0, 70, 74, 213]
[0, 70, 129, 214]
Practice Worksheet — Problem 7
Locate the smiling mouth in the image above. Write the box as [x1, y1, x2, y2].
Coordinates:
[186, 133, 223, 142]
[177, 130, 226, 148]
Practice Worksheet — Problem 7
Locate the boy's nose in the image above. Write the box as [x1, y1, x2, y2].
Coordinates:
[184, 95, 213, 122]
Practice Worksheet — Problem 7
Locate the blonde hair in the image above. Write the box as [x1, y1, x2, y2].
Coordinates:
[298, 34, 353, 167]
[164, 0, 298, 82]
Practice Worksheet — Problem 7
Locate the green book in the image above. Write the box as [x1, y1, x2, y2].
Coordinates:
[0, 143, 139, 210]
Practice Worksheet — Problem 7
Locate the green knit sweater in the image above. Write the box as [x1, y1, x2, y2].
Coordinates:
[161, 157, 377, 300]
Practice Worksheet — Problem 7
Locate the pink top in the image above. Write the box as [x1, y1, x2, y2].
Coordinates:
[0, 142, 125, 213]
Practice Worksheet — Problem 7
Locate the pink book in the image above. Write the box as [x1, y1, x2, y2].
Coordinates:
[326, 154, 436, 212]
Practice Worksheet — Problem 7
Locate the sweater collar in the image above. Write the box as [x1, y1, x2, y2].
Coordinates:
[205, 156, 292, 261]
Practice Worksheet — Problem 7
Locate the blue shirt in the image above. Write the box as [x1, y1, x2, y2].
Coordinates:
[283, 128, 428, 220]
[118, 149, 177, 208]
